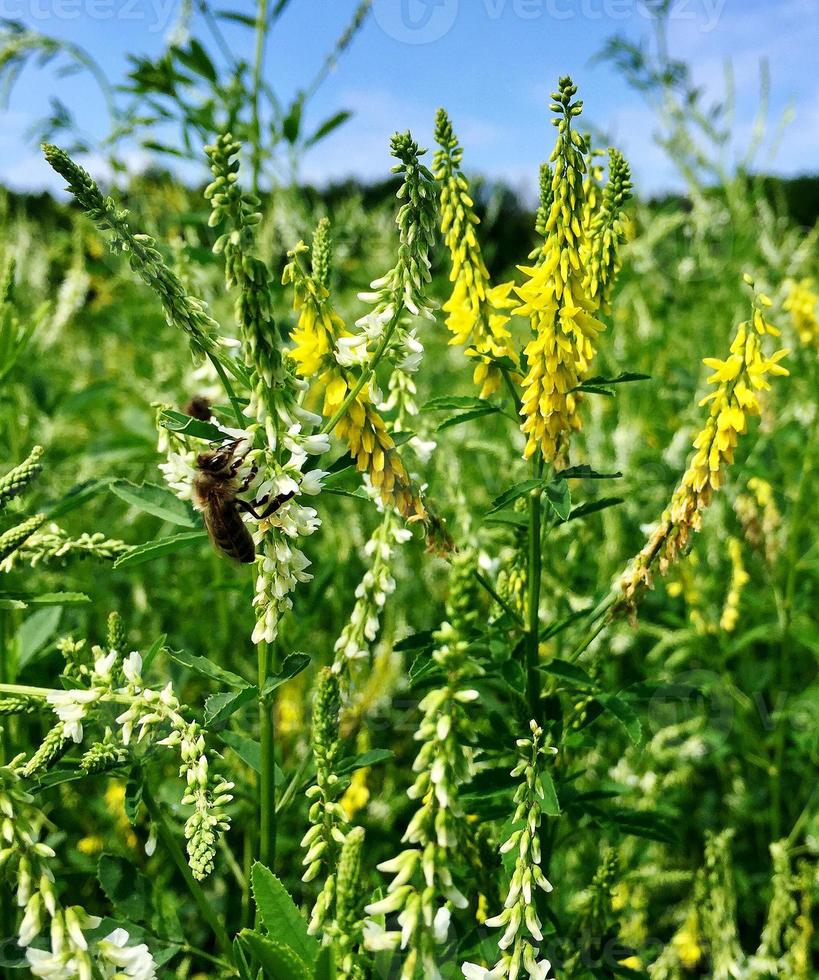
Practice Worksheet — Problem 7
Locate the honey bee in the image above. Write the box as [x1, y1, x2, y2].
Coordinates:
[193, 441, 295, 564]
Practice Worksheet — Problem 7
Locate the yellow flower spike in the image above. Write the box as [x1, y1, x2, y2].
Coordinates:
[433, 109, 521, 399]
[783, 278, 819, 347]
[620, 287, 789, 614]
[283, 226, 425, 522]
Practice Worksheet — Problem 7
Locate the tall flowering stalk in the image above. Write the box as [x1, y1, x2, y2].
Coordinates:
[621, 284, 789, 610]
[333, 508, 411, 675]
[462, 721, 556, 980]
[365, 551, 481, 978]
[0, 762, 158, 979]
[433, 109, 518, 399]
[514, 78, 605, 462]
[283, 223, 423, 520]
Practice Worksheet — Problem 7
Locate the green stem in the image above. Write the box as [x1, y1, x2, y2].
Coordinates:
[251, 0, 270, 195]
[473, 569, 525, 628]
[143, 785, 232, 959]
[526, 457, 545, 722]
[257, 638, 277, 869]
[207, 350, 247, 430]
[321, 307, 403, 435]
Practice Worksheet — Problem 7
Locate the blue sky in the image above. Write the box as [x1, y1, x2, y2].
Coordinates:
[1, 0, 817, 198]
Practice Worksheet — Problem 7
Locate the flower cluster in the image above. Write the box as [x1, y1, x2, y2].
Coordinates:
[333, 509, 411, 674]
[621, 285, 789, 610]
[0, 443, 43, 508]
[719, 537, 749, 632]
[463, 721, 556, 980]
[302, 669, 350, 929]
[205, 133, 330, 644]
[515, 78, 607, 461]
[324, 826, 368, 980]
[734, 477, 782, 566]
[0, 762, 157, 978]
[365, 550, 482, 978]
[0, 522, 129, 572]
[26, 642, 234, 881]
[43, 143, 218, 357]
[283, 227, 423, 520]
[433, 109, 519, 399]
[782, 277, 818, 347]
[584, 147, 633, 313]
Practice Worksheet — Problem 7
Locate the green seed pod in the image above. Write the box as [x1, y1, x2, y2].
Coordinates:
[0, 446, 44, 510]
[311, 217, 333, 290]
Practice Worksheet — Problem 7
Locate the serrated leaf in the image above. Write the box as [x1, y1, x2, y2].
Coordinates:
[335, 749, 394, 777]
[437, 405, 499, 431]
[394, 630, 434, 653]
[98, 854, 150, 921]
[557, 465, 622, 481]
[159, 409, 231, 443]
[167, 648, 250, 689]
[539, 658, 596, 689]
[205, 686, 258, 726]
[238, 930, 310, 980]
[110, 480, 198, 528]
[124, 770, 143, 825]
[18, 606, 62, 669]
[45, 478, 112, 520]
[544, 480, 572, 521]
[251, 864, 317, 964]
[579, 372, 650, 387]
[539, 770, 561, 815]
[312, 945, 336, 980]
[486, 480, 543, 515]
[422, 395, 489, 413]
[218, 731, 261, 773]
[568, 497, 624, 521]
[261, 652, 311, 698]
[141, 634, 167, 673]
[112, 531, 207, 569]
[305, 110, 352, 148]
[596, 693, 643, 744]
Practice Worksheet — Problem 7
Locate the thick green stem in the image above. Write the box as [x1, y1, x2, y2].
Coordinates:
[257, 638, 277, 869]
[251, 0, 269, 195]
[143, 786, 232, 958]
[526, 457, 545, 722]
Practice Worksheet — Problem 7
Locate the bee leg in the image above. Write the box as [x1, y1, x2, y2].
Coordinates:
[237, 500, 264, 520]
[258, 490, 296, 519]
[236, 462, 259, 492]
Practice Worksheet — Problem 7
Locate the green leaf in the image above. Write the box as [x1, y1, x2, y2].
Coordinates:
[237, 930, 310, 980]
[218, 731, 261, 773]
[110, 480, 199, 528]
[45, 478, 112, 520]
[539, 770, 561, 815]
[251, 864, 318, 964]
[568, 497, 624, 521]
[98, 854, 150, 922]
[335, 749, 394, 777]
[539, 658, 596, 689]
[261, 652, 311, 698]
[436, 405, 500, 431]
[167, 647, 250, 689]
[18, 606, 62, 670]
[233, 936, 255, 980]
[159, 409, 230, 443]
[124, 769, 143, 825]
[557, 465, 622, 481]
[282, 97, 304, 145]
[544, 480, 572, 521]
[141, 634, 167, 673]
[312, 945, 336, 980]
[0, 591, 89, 610]
[578, 372, 650, 387]
[305, 110, 352, 148]
[112, 531, 208, 569]
[422, 395, 490, 413]
[205, 686, 258, 726]
[486, 480, 543, 515]
[596, 693, 643, 745]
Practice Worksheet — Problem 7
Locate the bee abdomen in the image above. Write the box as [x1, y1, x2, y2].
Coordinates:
[205, 505, 256, 564]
